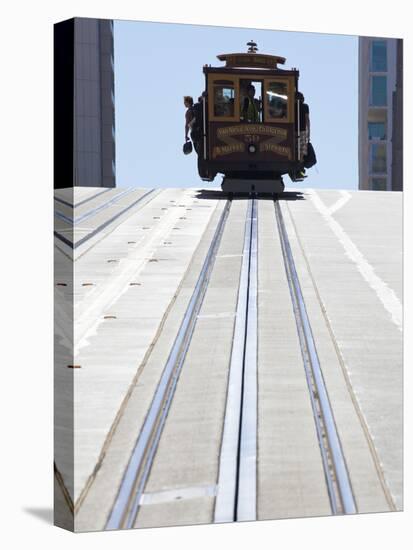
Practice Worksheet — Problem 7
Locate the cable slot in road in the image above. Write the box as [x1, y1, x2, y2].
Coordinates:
[214, 198, 258, 523]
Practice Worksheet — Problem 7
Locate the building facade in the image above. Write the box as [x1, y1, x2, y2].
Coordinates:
[54, 18, 116, 189]
[358, 37, 403, 191]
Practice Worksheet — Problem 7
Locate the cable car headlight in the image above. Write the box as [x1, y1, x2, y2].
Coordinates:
[248, 144, 257, 154]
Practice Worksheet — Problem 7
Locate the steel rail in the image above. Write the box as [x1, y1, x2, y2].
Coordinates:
[274, 200, 357, 515]
[55, 187, 136, 225]
[214, 198, 258, 523]
[105, 199, 232, 530]
[54, 189, 156, 250]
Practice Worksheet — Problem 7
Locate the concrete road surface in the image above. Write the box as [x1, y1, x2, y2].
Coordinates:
[54, 186, 402, 532]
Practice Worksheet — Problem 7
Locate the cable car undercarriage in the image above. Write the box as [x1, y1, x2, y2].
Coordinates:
[221, 176, 285, 194]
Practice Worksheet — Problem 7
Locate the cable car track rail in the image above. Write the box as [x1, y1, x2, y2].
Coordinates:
[105, 198, 232, 530]
[274, 199, 357, 515]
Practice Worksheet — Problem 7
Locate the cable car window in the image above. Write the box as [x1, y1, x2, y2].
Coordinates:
[266, 81, 288, 120]
[240, 80, 262, 123]
[213, 80, 235, 117]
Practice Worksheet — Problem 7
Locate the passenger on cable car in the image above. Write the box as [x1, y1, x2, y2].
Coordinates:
[183, 95, 194, 143]
[240, 84, 260, 123]
[297, 92, 310, 160]
[214, 88, 233, 117]
[190, 96, 204, 154]
[290, 91, 316, 180]
[268, 95, 287, 119]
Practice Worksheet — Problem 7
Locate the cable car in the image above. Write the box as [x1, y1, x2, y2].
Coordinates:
[193, 42, 307, 194]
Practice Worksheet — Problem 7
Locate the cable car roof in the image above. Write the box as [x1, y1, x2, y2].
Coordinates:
[216, 52, 286, 69]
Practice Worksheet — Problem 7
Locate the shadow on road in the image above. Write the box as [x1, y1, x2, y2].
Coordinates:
[276, 191, 306, 201]
[194, 189, 307, 202]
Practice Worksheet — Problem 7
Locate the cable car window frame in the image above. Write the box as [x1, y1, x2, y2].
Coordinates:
[263, 78, 294, 123]
[209, 77, 239, 122]
[207, 74, 295, 124]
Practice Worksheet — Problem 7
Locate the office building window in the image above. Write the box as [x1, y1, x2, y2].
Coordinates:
[368, 121, 386, 140]
[370, 76, 387, 106]
[370, 143, 387, 173]
[370, 40, 387, 72]
[371, 177, 387, 191]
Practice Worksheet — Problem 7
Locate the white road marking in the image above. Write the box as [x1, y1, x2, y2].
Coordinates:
[140, 485, 216, 506]
[328, 190, 352, 215]
[310, 190, 402, 331]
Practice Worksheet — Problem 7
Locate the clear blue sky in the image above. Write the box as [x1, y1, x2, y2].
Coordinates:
[114, 20, 358, 189]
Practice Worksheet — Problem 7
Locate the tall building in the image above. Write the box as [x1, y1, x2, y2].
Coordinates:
[358, 37, 403, 191]
[54, 18, 116, 189]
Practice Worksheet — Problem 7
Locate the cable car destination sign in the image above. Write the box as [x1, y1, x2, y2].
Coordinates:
[211, 123, 292, 160]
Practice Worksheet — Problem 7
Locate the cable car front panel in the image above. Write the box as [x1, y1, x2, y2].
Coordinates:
[203, 68, 299, 178]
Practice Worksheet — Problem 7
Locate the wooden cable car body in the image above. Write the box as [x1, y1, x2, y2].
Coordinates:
[197, 47, 305, 193]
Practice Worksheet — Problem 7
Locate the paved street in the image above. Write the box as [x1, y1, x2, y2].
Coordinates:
[54, 186, 402, 531]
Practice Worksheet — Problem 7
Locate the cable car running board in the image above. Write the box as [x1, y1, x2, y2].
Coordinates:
[221, 178, 285, 195]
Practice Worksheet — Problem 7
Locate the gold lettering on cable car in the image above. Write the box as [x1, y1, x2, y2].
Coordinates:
[213, 124, 291, 159]
[259, 143, 292, 159]
[217, 125, 288, 139]
[213, 143, 246, 158]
